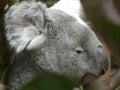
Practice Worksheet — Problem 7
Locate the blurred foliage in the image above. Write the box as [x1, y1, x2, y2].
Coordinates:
[20, 72, 76, 90]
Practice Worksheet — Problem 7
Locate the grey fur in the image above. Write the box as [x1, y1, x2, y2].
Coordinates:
[5, 1, 108, 90]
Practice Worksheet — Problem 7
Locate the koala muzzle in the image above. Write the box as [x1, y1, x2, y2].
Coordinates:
[96, 45, 109, 75]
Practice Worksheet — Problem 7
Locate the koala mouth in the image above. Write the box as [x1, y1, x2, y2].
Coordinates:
[79, 73, 99, 86]
[79, 46, 110, 86]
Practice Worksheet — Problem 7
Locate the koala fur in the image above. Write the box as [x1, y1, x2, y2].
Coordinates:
[5, 0, 109, 90]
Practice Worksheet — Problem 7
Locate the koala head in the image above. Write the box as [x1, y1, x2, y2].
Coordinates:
[5, 0, 109, 85]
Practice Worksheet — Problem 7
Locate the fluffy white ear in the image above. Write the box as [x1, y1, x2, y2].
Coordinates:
[50, 0, 83, 17]
[5, 1, 48, 53]
[15, 26, 47, 53]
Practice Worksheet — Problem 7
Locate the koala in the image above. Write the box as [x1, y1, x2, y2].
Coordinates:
[5, 0, 109, 90]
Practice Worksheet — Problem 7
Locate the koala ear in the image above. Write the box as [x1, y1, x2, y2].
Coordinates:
[16, 26, 47, 53]
[5, 2, 48, 53]
[51, 0, 83, 18]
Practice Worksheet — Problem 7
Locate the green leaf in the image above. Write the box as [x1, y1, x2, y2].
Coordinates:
[21, 72, 77, 90]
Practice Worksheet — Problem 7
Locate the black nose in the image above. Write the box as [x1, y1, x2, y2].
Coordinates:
[100, 68, 107, 75]
[96, 45, 109, 75]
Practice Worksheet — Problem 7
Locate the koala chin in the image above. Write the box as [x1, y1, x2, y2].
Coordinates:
[5, 0, 109, 90]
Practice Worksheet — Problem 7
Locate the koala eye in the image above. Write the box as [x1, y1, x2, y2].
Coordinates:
[75, 47, 83, 54]
[76, 50, 83, 54]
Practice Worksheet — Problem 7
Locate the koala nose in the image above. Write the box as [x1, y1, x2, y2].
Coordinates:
[96, 45, 109, 75]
